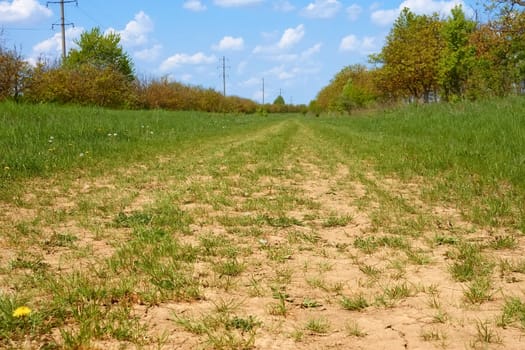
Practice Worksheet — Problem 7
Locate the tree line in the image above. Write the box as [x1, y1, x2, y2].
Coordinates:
[312, 2, 525, 114]
[1, 28, 306, 113]
[1, 1, 523, 114]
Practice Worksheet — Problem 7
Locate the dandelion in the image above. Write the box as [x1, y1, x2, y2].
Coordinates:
[13, 306, 31, 318]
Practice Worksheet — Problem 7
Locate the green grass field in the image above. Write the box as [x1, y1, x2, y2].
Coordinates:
[1, 97, 524, 349]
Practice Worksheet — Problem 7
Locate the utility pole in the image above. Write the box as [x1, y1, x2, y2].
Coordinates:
[222, 56, 226, 96]
[217, 56, 229, 96]
[47, 0, 78, 61]
[262, 78, 265, 105]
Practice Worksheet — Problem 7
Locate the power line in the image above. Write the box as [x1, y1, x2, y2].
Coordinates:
[47, 0, 78, 60]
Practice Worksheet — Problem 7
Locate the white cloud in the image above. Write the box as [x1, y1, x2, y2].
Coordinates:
[273, 0, 294, 12]
[371, 0, 466, 26]
[183, 0, 207, 11]
[339, 35, 358, 51]
[237, 61, 247, 74]
[214, 0, 264, 7]
[301, 0, 342, 19]
[301, 43, 322, 59]
[278, 24, 304, 49]
[253, 24, 305, 54]
[339, 34, 378, 54]
[107, 11, 154, 47]
[0, 0, 52, 24]
[180, 74, 193, 82]
[134, 44, 162, 61]
[160, 52, 216, 71]
[32, 26, 84, 57]
[240, 77, 261, 87]
[266, 44, 321, 63]
[213, 36, 244, 51]
[346, 4, 362, 21]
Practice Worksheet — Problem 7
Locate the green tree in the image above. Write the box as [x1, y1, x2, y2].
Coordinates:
[65, 27, 134, 80]
[0, 39, 30, 101]
[314, 65, 378, 113]
[371, 8, 444, 102]
[273, 95, 285, 105]
[438, 5, 477, 101]
[467, 8, 525, 97]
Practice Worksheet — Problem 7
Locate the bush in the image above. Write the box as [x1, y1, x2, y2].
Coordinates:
[26, 62, 136, 108]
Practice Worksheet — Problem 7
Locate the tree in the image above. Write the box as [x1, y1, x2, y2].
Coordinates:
[0, 35, 30, 101]
[273, 95, 285, 105]
[371, 8, 444, 102]
[438, 5, 477, 100]
[65, 27, 134, 80]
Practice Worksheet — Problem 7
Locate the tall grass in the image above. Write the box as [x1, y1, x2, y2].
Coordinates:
[0, 102, 277, 197]
[309, 96, 525, 230]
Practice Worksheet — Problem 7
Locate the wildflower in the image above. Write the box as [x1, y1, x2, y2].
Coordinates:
[13, 306, 31, 318]
[79, 153, 84, 157]
[113, 133, 117, 137]
[108, 133, 112, 137]
[3, 166, 9, 171]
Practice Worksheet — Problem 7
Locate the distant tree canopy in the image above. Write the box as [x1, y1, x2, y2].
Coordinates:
[65, 27, 134, 81]
[273, 95, 285, 105]
[311, 4, 525, 113]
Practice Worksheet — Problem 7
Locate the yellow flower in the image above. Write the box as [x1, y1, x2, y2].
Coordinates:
[12, 306, 31, 318]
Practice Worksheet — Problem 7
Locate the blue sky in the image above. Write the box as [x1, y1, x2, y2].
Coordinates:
[1, 0, 477, 104]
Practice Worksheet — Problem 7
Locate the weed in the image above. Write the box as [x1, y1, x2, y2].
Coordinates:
[421, 327, 446, 342]
[301, 298, 322, 309]
[359, 264, 382, 278]
[473, 320, 502, 346]
[490, 235, 517, 250]
[227, 315, 261, 333]
[464, 277, 493, 304]
[405, 249, 431, 265]
[433, 234, 458, 246]
[498, 297, 525, 328]
[345, 320, 367, 337]
[322, 214, 353, 227]
[265, 245, 293, 263]
[383, 283, 413, 301]
[44, 232, 78, 248]
[10, 255, 49, 272]
[449, 243, 493, 282]
[341, 294, 369, 311]
[305, 317, 330, 334]
[290, 329, 304, 342]
[261, 214, 302, 228]
[214, 259, 245, 277]
[268, 290, 288, 317]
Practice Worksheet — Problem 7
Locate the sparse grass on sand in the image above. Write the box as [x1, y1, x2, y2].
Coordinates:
[1, 97, 524, 349]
